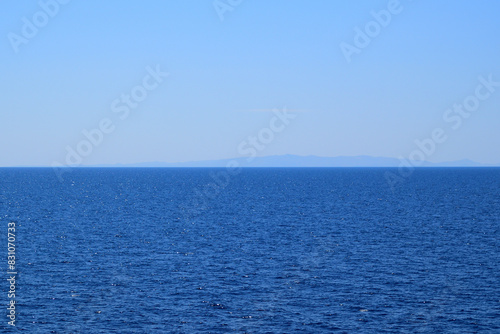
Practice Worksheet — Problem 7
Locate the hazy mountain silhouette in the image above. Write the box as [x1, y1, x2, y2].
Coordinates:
[89, 155, 497, 168]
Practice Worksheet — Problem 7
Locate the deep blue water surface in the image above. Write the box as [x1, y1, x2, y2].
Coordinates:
[0, 168, 499, 333]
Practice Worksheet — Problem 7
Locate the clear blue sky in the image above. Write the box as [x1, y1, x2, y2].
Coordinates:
[1, 0, 499, 166]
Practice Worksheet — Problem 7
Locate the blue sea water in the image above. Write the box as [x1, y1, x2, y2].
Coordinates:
[0, 167, 499, 333]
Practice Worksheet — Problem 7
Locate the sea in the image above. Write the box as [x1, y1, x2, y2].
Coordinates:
[0, 167, 499, 333]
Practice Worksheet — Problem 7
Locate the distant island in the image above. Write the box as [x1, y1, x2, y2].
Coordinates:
[84, 155, 498, 168]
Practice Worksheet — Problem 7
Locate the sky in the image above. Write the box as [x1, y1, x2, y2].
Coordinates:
[1, 0, 499, 167]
